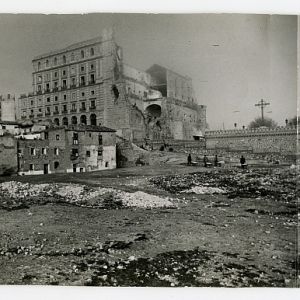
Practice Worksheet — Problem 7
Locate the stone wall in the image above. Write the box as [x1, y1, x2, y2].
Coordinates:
[205, 126, 297, 154]
[0, 134, 18, 175]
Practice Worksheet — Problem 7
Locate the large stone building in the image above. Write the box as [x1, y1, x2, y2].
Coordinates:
[17, 29, 206, 142]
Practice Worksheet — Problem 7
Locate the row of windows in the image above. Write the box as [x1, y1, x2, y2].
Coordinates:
[37, 62, 96, 82]
[23, 100, 96, 116]
[52, 114, 98, 126]
[37, 47, 96, 70]
[36, 74, 96, 92]
[29, 147, 59, 156]
[23, 90, 96, 107]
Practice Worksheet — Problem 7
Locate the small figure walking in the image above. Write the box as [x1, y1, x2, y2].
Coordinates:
[214, 155, 218, 167]
[203, 155, 208, 167]
[187, 153, 192, 166]
[240, 155, 246, 169]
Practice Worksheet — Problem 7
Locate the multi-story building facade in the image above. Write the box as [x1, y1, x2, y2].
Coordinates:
[17, 28, 206, 142]
[16, 125, 116, 175]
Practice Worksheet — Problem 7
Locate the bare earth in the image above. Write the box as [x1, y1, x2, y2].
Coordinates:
[0, 163, 297, 287]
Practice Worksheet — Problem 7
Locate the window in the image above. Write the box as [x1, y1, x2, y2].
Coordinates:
[38, 62, 41, 70]
[54, 57, 57, 66]
[45, 132, 49, 139]
[98, 134, 102, 145]
[90, 74, 95, 84]
[72, 148, 79, 156]
[81, 102, 86, 109]
[29, 164, 34, 171]
[81, 65, 85, 72]
[54, 161, 59, 169]
[46, 83, 50, 91]
[81, 92, 85, 97]
[42, 148, 47, 155]
[54, 148, 59, 155]
[62, 70, 66, 76]
[30, 148, 36, 156]
[46, 107, 51, 113]
[63, 94, 67, 100]
[71, 53, 75, 61]
[98, 149, 103, 156]
[73, 132, 78, 144]
[63, 104, 67, 112]
[31, 100, 34, 106]
[54, 81, 58, 88]
[37, 85, 42, 92]
[62, 55, 66, 64]
[90, 48, 94, 56]
[55, 96, 58, 101]
[72, 93, 76, 99]
[54, 72, 58, 78]
[81, 50, 84, 58]
[90, 100, 95, 108]
[86, 150, 91, 157]
[37, 75, 42, 83]
[38, 108, 42, 112]
[80, 76, 85, 85]
[62, 79, 67, 88]
[71, 103, 76, 111]
[71, 67, 76, 75]
[30, 109, 34, 115]
[56, 134, 60, 140]
[45, 60, 49, 67]
[55, 106, 59, 112]
[91, 90, 95, 95]
[90, 63, 94, 70]
[71, 77, 76, 86]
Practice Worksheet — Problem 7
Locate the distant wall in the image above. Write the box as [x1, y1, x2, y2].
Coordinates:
[205, 126, 297, 154]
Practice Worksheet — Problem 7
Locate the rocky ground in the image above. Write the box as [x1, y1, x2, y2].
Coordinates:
[0, 163, 298, 287]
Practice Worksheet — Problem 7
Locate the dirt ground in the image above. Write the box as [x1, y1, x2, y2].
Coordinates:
[0, 162, 298, 287]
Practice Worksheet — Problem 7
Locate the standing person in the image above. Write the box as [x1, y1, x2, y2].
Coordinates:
[214, 155, 218, 167]
[240, 155, 246, 169]
[203, 155, 208, 167]
[187, 153, 192, 166]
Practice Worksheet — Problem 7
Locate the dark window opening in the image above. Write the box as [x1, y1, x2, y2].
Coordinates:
[54, 161, 59, 169]
[86, 150, 91, 157]
[98, 135, 102, 145]
[111, 85, 119, 100]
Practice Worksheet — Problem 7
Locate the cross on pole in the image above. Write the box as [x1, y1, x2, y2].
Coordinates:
[255, 99, 270, 121]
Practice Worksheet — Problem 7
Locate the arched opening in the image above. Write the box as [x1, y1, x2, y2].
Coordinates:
[90, 114, 97, 126]
[54, 57, 57, 66]
[62, 55, 66, 64]
[54, 118, 60, 126]
[71, 116, 77, 125]
[80, 115, 87, 125]
[145, 104, 162, 118]
[90, 48, 94, 56]
[38, 62, 41, 70]
[81, 50, 84, 58]
[54, 161, 59, 169]
[62, 117, 68, 126]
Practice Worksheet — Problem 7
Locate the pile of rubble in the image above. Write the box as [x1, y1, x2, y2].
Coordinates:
[0, 181, 176, 210]
[150, 168, 297, 203]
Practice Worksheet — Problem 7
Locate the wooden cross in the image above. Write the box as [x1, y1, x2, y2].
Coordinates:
[255, 99, 270, 121]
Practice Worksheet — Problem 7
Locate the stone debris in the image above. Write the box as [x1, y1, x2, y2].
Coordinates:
[0, 181, 176, 210]
[182, 186, 227, 194]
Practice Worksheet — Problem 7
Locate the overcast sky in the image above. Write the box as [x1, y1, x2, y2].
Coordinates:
[0, 14, 296, 129]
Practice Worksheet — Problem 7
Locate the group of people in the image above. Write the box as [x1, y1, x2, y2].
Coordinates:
[187, 153, 247, 169]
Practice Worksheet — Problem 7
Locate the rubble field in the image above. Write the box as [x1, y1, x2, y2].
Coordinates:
[0, 165, 298, 287]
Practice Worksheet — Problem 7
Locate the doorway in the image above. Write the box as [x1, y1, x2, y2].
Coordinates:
[43, 164, 49, 174]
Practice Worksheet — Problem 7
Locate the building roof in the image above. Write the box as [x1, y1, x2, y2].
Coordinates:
[47, 124, 116, 133]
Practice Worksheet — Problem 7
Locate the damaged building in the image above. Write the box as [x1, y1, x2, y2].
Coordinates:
[17, 28, 206, 143]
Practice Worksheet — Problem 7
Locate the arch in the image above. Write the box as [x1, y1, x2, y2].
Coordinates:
[90, 114, 97, 126]
[90, 47, 94, 56]
[62, 117, 68, 126]
[80, 115, 87, 125]
[81, 50, 85, 58]
[145, 104, 162, 118]
[54, 118, 60, 126]
[71, 116, 77, 125]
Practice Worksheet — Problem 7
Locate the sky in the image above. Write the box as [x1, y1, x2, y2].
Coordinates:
[0, 13, 297, 129]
